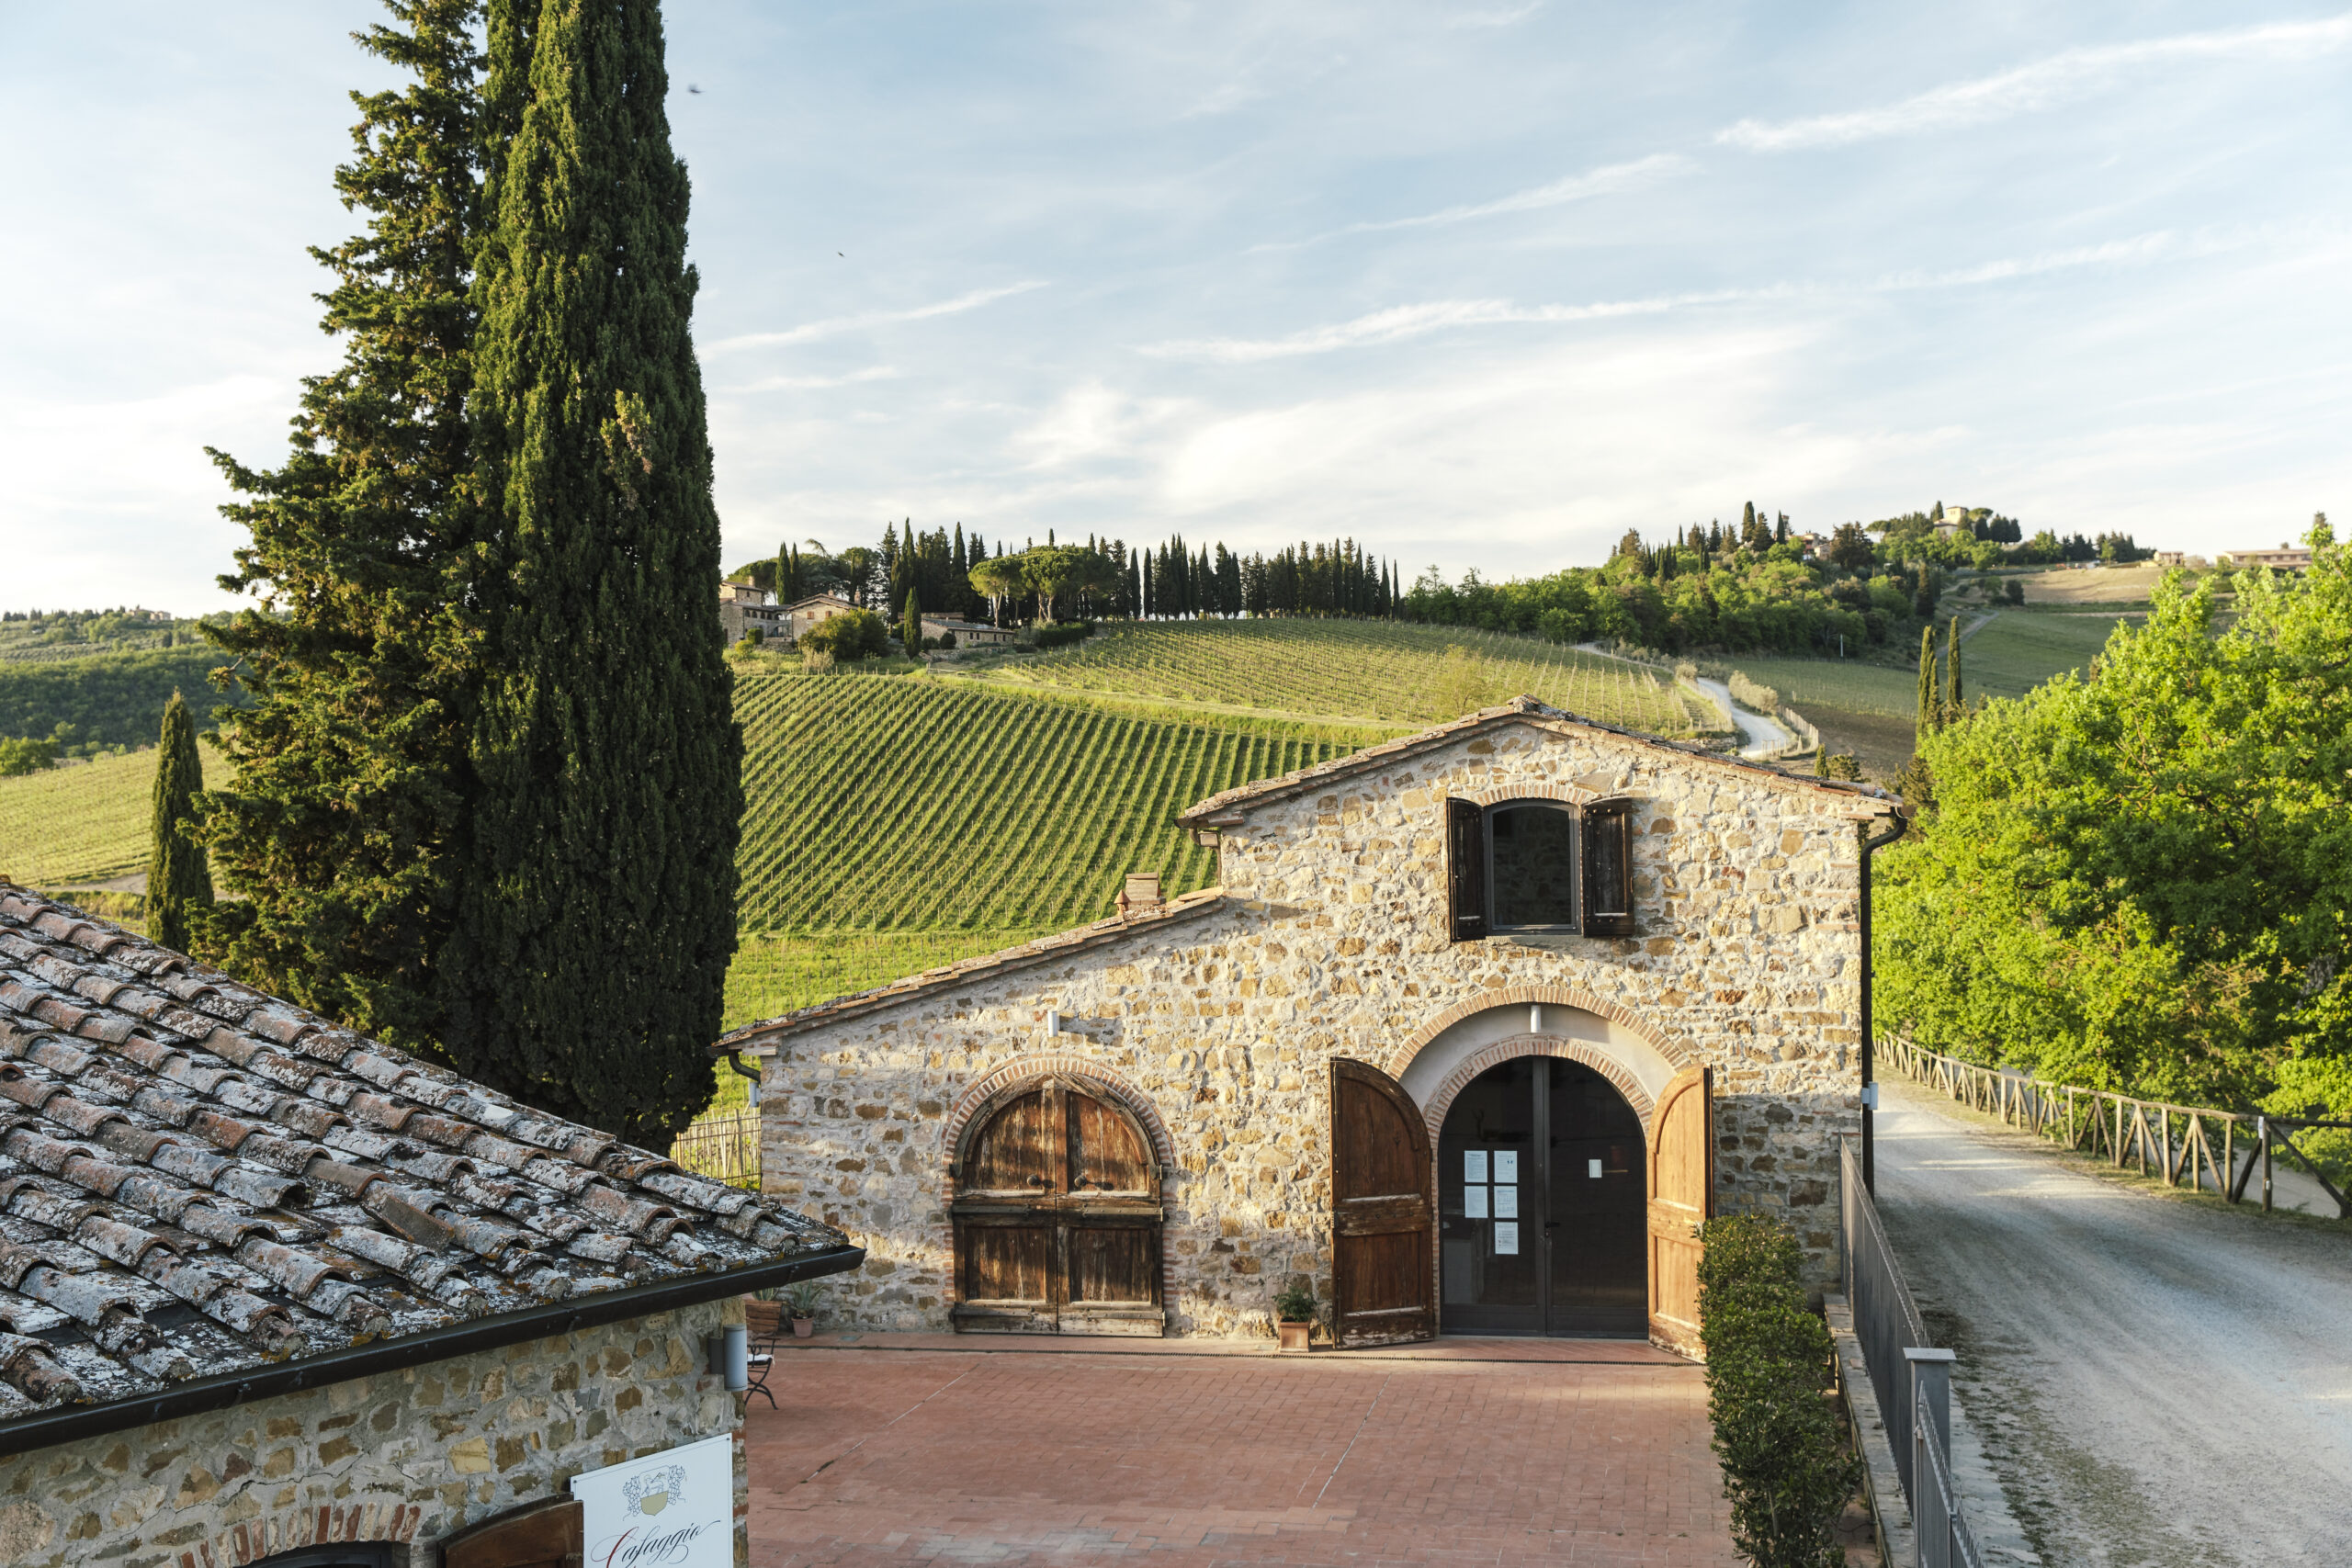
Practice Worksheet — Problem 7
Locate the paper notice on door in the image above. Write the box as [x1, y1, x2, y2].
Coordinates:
[1494, 1222, 1520, 1255]
[1493, 1184, 1518, 1218]
[1494, 1151, 1519, 1183]
[1464, 1185, 1488, 1218]
[1464, 1150, 1487, 1183]
[1589, 1158, 1603, 1179]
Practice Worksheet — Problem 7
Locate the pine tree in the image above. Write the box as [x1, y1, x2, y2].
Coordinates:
[148, 691, 214, 952]
[444, 0, 743, 1146]
[198, 1, 481, 1049]
[1944, 615, 1963, 720]
[1916, 626, 1939, 745]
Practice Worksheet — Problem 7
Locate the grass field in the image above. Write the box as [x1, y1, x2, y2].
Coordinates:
[0, 746, 225, 887]
[986, 619, 1701, 733]
[733, 671, 1347, 936]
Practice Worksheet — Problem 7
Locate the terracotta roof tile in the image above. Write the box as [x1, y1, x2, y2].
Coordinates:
[0, 881, 848, 1427]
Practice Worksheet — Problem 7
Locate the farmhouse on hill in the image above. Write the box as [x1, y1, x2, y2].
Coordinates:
[717, 697, 1897, 1353]
[918, 614, 1018, 648]
[0, 884, 859, 1568]
[718, 578, 785, 642]
[779, 592, 857, 640]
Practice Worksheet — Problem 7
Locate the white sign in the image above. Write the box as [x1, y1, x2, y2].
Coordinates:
[1494, 1222, 1520, 1255]
[1464, 1185, 1487, 1219]
[1464, 1150, 1487, 1183]
[1494, 1151, 1519, 1183]
[571, 1432, 733, 1568]
[1493, 1185, 1519, 1219]
[1589, 1158, 1603, 1179]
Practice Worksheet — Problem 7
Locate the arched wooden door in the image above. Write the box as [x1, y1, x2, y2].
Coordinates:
[1330, 1058, 1435, 1346]
[438, 1497, 579, 1567]
[1645, 1065, 1713, 1356]
[950, 1077, 1165, 1336]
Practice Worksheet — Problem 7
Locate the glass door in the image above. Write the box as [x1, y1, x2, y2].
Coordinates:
[1438, 1055, 1647, 1337]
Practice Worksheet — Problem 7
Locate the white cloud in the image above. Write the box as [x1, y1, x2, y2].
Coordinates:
[704, 282, 1047, 355]
[1012, 380, 1191, 469]
[1257, 154, 1691, 251]
[1140, 289, 1770, 363]
[1720, 13, 2352, 152]
[721, 366, 903, 394]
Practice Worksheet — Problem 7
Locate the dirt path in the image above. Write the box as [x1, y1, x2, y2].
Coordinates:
[1873, 1077, 2352, 1566]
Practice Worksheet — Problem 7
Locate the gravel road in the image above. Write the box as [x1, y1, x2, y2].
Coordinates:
[1873, 1077, 2352, 1567]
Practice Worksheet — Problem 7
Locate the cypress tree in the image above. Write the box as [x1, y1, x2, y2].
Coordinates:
[1916, 626, 1939, 744]
[903, 585, 922, 651]
[445, 0, 742, 1145]
[198, 1, 481, 1049]
[1944, 615, 1963, 719]
[148, 692, 215, 952]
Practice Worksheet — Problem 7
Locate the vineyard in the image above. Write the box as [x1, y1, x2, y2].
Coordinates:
[0, 746, 225, 888]
[734, 671, 1347, 935]
[987, 619, 1702, 733]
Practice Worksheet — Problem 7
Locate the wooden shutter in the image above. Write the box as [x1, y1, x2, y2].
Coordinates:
[1329, 1058, 1434, 1347]
[1581, 797, 1635, 937]
[1645, 1065, 1712, 1357]
[439, 1497, 582, 1568]
[952, 1078, 1164, 1336]
[1446, 797, 1487, 942]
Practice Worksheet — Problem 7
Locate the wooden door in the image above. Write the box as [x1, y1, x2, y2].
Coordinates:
[1330, 1058, 1435, 1347]
[439, 1497, 581, 1568]
[951, 1078, 1163, 1336]
[1645, 1065, 1713, 1357]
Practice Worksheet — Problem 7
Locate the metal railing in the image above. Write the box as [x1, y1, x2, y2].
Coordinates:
[1841, 1135, 1983, 1568]
[1883, 1037, 2352, 1218]
[671, 1105, 761, 1188]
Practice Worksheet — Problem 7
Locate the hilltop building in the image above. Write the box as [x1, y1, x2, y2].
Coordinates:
[780, 593, 857, 641]
[2222, 545, 2312, 571]
[0, 885, 858, 1568]
[718, 580, 785, 642]
[719, 698, 1895, 1353]
[918, 615, 1018, 648]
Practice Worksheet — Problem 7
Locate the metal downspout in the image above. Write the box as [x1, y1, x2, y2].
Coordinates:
[1860, 811, 1910, 1194]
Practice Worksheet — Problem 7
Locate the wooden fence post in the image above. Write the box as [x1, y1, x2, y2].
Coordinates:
[2261, 1117, 2273, 1213]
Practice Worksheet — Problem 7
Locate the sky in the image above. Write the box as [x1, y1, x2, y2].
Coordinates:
[4, 2, 2348, 615]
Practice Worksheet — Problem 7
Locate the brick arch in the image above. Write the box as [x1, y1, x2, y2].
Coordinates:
[1378, 985, 1697, 1083]
[1419, 1033, 1655, 1139]
[187, 1499, 420, 1567]
[941, 1054, 1178, 1175]
[1456, 782, 1602, 808]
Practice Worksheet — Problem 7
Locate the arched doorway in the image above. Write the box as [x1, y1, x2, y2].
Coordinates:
[1437, 1055, 1646, 1337]
[949, 1076, 1164, 1336]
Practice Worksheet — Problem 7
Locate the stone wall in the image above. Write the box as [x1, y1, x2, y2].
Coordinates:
[760, 718, 1880, 1337]
[0, 1298, 746, 1568]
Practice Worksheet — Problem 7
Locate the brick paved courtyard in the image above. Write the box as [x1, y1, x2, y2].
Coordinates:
[745, 1338, 1739, 1566]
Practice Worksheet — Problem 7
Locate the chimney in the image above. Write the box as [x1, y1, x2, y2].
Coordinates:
[1116, 873, 1163, 919]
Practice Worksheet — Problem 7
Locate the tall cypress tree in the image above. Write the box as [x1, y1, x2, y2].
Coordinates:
[198, 1, 481, 1049]
[902, 585, 922, 651]
[148, 692, 215, 952]
[1916, 626, 1939, 744]
[445, 0, 742, 1145]
[1944, 615, 1963, 719]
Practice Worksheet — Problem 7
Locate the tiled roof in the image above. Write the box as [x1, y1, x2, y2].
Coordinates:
[712, 887, 1230, 1051]
[0, 885, 848, 1426]
[1177, 694, 1898, 828]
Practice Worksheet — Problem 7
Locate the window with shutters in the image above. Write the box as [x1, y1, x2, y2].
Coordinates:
[1446, 796, 1637, 940]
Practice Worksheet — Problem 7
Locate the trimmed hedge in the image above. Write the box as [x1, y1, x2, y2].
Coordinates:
[1698, 1215, 1861, 1568]
[1031, 620, 1094, 650]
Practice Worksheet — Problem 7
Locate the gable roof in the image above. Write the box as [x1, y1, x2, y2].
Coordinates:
[781, 593, 856, 613]
[1179, 694, 1896, 829]
[0, 884, 855, 1451]
[712, 887, 1230, 1053]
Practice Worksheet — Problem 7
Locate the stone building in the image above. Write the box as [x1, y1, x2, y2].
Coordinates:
[0, 885, 859, 1568]
[917, 615, 1018, 649]
[718, 581, 785, 643]
[719, 698, 1896, 1353]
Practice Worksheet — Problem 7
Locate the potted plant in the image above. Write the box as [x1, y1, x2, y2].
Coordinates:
[744, 1287, 783, 1339]
[786, 1280, 822, 1338]
[1272, 1282, 1317, 1353]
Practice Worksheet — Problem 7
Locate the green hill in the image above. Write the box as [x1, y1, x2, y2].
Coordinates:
[0, 745, 226, 888]
[0, 644, 245, 751]
[978, 618, 1704, 733]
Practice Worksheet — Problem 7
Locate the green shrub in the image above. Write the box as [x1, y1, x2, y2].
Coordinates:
[797, 609, 889, 660]
[0, 736, 58, 776]
[1032, 620, 1094, 650]
[1698, 1215, 1860, 1568]
[1272, 1281, 1317, 1322]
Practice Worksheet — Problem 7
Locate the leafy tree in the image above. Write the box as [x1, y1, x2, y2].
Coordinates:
[1018, 546, 1117, 624]
[440, 0, 742, 1147]
[1879, 522, 2352, 1150]
[798, 608, 889, 660]
[196, 0, 479, 1049]
[0, 737, 58, 777]
[832, 545, 880, 607]
[1826, 523, 1875, 573]
[148, 692, 215, 951]
[969, 555, 1026, 625]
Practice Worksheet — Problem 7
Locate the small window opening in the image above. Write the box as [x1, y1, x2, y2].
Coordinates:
[1488, 804, 1579, 931]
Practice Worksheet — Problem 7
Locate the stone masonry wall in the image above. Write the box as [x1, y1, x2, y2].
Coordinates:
[0, 1298, 746, 1568]
[760, 719, 1882, 1337]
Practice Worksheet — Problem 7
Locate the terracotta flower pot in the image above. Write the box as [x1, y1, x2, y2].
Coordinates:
[1276, 1319, 1312, 1353]
[792, 1316, 816, 1338]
